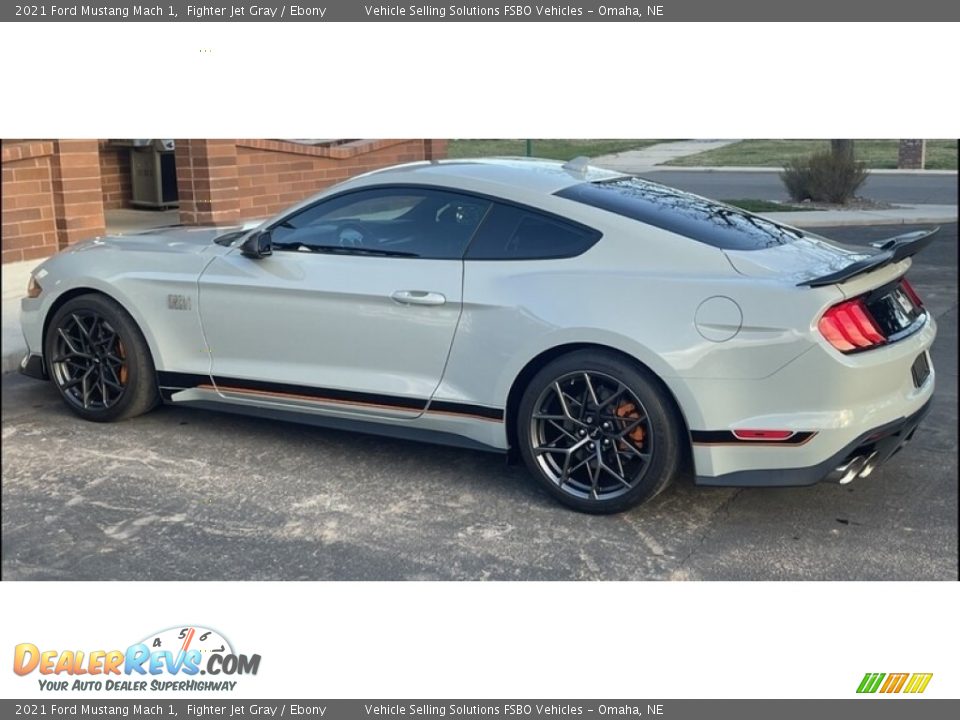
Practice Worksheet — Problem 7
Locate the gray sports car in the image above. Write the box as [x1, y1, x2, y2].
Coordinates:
[19, 158, 937, 512]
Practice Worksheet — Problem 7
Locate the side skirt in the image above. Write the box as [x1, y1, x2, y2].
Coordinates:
[164, 397, 506, 455]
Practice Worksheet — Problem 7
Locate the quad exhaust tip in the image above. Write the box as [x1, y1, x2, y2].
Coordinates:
[830, 451, 880, 485]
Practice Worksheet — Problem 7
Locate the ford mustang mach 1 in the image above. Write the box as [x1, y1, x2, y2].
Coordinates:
[19, 158, 937, 512]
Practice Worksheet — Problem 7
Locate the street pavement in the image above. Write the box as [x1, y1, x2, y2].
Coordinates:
[642, 169, 958, 205]
[1, 225, 956, 581]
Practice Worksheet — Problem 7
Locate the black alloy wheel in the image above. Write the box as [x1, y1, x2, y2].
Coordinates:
[530, 370, 653, 501]
[518, 350, 684, 513]
[50, 310, 128, 412]
[45, 294, 159, 422]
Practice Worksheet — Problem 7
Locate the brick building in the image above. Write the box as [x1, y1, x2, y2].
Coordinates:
[2, 139, 448, 265]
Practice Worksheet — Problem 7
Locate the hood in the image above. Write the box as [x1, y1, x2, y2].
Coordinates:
[723, 234, 878, 285]
[64, 220, 263, 255]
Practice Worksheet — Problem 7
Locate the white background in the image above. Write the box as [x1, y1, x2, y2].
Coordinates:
[1, 20, 958, 700]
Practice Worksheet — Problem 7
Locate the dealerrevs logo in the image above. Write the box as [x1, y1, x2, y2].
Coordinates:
[857, 672, 933, 694]
[13, 626, 261, 693]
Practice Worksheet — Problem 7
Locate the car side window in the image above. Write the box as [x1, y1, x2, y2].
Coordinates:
[465, 203, 601, 260]
[269, 187, 492, 260]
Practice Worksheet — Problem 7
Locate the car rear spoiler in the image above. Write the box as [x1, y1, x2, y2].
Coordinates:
[797, 227, 940, 288]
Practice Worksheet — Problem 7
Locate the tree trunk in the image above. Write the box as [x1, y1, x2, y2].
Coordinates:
[830, 140, 855, 162]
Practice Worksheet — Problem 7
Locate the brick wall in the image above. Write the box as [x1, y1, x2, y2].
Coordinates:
[898, 140, 926, 170]
[177, 139, 446, 225]
[98, 141, 132, 209]
[50, 140, 107, 247]
[175, 139, 241, 226]
[1, 139, 106, 264]
[2, 139, 448, 263]
[1, 141, 59, 264]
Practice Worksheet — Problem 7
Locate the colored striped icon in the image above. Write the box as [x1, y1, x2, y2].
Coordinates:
[857, 672, 933, 694]
[903, 673, 935, 693]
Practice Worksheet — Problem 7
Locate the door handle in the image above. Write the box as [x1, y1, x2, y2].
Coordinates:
[391, 290, 446, 306]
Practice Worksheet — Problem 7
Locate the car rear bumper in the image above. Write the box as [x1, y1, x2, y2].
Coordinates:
[695, 397, 932, 487]
[684, 311, 936, 486]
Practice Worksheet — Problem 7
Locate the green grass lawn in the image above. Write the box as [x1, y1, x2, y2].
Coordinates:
[666, 140, 958, 170]
[447, 139, 663, 161]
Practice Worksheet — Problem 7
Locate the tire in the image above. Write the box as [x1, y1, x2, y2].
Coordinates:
[44, 293, 159, 423]
[517, 350, 684, 514]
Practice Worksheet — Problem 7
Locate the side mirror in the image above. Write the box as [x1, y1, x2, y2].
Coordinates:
[240, 230, 272, 259]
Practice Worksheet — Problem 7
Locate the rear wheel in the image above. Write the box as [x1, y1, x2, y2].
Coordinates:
[518, 350, 684, 513]
[44, 294, 159, 422]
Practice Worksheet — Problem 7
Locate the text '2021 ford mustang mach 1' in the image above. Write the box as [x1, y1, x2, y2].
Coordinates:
[20, 158, 937, 512]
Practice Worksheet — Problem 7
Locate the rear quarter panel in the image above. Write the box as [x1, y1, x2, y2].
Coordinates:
[436, 216, 843, 435]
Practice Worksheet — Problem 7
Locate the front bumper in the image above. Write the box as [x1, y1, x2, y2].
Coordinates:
[696, 398, 932, 487]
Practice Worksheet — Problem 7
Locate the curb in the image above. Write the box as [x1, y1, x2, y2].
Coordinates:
[763, 211, 957, 229]
[648, 166, 958, 176]
[783, 216, 958, 228]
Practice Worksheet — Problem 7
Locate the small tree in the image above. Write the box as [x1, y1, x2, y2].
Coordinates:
[830, 140, 855, 162]
[781, 141, 868, 205]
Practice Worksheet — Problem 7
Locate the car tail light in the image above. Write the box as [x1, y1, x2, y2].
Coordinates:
[900, 278, 924, 308]
[818, 298, 886, 353]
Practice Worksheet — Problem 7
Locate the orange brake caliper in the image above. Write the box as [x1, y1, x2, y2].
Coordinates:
[117, 340, 128, 385]
[615, 402, 646, 448]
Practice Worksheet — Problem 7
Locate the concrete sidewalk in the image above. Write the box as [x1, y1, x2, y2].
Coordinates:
[2, 259, 44, 373]
[591, 140, 957, 176]
[104, 207, 179, 234]
[591, 140, 740, 173]
[764, 203, 957, 228]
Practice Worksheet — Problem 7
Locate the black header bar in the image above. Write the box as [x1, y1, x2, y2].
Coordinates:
[5, 1, 960, 22]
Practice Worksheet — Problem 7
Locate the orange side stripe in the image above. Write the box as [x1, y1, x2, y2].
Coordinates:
[199, 384, 503, 422]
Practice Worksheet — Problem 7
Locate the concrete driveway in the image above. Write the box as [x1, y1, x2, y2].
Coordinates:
[2, 225, 956, 581]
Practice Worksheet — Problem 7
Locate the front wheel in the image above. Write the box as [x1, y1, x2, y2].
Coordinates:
[518, 350, 685, 514]
[44, 293, 159, 422]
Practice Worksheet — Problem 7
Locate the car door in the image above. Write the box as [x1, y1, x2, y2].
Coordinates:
[196, 186, 491, 419]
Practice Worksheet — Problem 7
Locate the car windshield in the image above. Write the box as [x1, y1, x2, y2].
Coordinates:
[556, 177, 809, 251]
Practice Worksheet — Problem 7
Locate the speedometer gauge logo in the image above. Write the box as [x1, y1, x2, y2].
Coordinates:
[141, 626, 234, 660]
